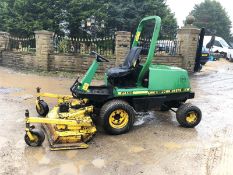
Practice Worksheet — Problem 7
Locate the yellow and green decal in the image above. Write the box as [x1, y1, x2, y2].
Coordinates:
[117, 88, 191, 96]
[135, 32, 141, 42]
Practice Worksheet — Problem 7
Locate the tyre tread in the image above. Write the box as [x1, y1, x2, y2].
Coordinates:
[99, 100, 135, 135]
[176, 103, 202, 128]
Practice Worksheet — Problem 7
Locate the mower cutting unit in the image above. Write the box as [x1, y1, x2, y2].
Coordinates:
[25, 88, 96, 150]
[24, 16, 202, 150]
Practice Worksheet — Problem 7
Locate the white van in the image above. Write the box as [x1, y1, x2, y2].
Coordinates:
[203, 36, 233, 61]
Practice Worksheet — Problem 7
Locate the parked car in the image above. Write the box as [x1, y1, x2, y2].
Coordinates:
[203, 36, 233, 61]
[200, 46, 210, 65]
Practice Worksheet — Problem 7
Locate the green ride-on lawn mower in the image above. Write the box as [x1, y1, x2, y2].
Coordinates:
[24, 16, 201, 150]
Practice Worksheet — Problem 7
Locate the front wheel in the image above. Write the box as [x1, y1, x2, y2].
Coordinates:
[176, 103, 202, 128]
[100, 100, 135, 135]
[36, 100, 49, 117]
[24, 129, 45, 147]
[160, 105, 170, 111]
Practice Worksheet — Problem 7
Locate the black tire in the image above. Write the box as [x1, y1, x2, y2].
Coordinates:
[100, 100, 135, 135]
[200, 62, 206, 65]
[36, 100, 49, 117]
[221, 52, 227, 59]
[24, 129, 45, 147]
[176, 103, 202, 128]
[160, 105, 170, 111]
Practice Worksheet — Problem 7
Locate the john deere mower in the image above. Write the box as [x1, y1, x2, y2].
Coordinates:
[24, 16, 202, 150]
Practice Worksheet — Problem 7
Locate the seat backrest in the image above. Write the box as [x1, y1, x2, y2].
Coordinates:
[122, 47, 142, 68]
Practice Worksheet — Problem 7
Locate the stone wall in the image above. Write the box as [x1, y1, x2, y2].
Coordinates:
[140, 54, 183, 68]
[177, 27, 200, 72]
[34, 30, 54, 71]
[152, 55, 183, 67]
[0, 50, 183, 73]
[0, 25, 199, 73]
[1, 51, 36, 70]
[0, 32, 9, 51]
[0, 51, 115, 73]
[115, 31, 131, 66]
[48, 54, 115, 73]
[0, 51, 2, 63]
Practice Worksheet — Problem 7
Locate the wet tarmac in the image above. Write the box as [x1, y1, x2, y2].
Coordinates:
[0, 59, 233, 175]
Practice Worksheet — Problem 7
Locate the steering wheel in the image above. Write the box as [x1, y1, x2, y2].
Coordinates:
[91, 51, 109, 62]
[70, 77, 81, 98]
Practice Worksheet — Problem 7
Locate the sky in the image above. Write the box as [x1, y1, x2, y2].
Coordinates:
[166, 0, 233, 31]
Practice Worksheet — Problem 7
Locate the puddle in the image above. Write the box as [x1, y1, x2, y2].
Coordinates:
[134, 112, 155, 126]
[38, 156, 51, 165]
[129, 146, 145, 153]
[59, 163, 78, 175]
[0, 136, 9, 148]
[15, 139, 25, 149]
[18, 94, 33, 100]
[163, 142, 181, 150]
[0, 87, 23, 94]
[92, 158, 105, 169]
[16, 118, 24, 123]
[66, 151, 78, 159]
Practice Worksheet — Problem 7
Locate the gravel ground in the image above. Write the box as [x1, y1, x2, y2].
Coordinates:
[0, 59, 233, 175]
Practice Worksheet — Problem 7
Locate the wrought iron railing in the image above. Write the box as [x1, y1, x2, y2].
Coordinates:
[131, 35, 181, 56]
[53, 35, 115, 56]
[8, 36, 36, 52]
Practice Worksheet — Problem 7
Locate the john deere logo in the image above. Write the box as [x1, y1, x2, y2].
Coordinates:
[180, 76, 187, 83]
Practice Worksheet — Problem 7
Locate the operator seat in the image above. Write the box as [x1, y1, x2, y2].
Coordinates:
[107, 47, 142, 78]
[107, 47, 142, 87]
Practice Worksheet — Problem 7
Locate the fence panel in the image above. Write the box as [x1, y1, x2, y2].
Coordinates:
[131, 34, 181, 56]
[8, 36, 36, 52]
[53, 35, 115, 56]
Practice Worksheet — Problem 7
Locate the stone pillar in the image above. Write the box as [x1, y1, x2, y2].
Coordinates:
[176, 16, 200, 72]
[34, 30, 54, 71]
[115, 31, 131, 66]
[0, 32, 10, 51]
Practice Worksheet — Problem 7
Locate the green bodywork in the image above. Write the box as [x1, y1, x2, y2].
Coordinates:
[114, 65, 191, 96]
[80, 60, 100, 91]
[131, 16, 161, 86]
[78, 15, 191, 97]
[114, 15, 191, 97]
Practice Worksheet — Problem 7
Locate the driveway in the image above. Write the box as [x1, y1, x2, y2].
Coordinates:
[0, 59, 233, 175]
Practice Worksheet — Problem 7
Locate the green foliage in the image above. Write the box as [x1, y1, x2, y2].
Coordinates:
[191, 0, 232, 42]
[67, 0, 178, 39]
[0, 0, 69, 36]
[57, 38, 69, 53]
[0, 0, 177, 39]
[107, 0, 177, 38]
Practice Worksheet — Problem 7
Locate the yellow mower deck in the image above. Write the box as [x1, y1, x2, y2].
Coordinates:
[25, 88, 96, 150]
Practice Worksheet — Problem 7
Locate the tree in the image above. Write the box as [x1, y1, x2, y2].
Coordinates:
[0, 0, 69, 36]
[109, 0, 177, 38]
[0, 0, 178, 38]
[67, 0, 109, 37]
[67, 0, 178, 39]
[191, 0, 232, 42]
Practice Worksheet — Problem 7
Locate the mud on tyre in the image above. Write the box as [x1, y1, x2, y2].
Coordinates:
[100, 100, 135, 135]
[176, 103, 202, 128]
[36, 100, 49, 117]
[24, 129, 45, 147]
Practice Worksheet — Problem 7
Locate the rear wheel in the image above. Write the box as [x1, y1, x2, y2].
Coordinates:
[24, 129, 45, 147]
[160, 105, 170, 111]
[221, 52, 227, 59]
[201, 62, 206, 65]
[100, 100, 135, 135]
[176, 103, 202, 128]
[36, 100, 49, 117]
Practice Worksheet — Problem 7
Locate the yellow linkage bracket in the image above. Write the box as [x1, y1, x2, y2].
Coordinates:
[36, 87, 88, 105]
